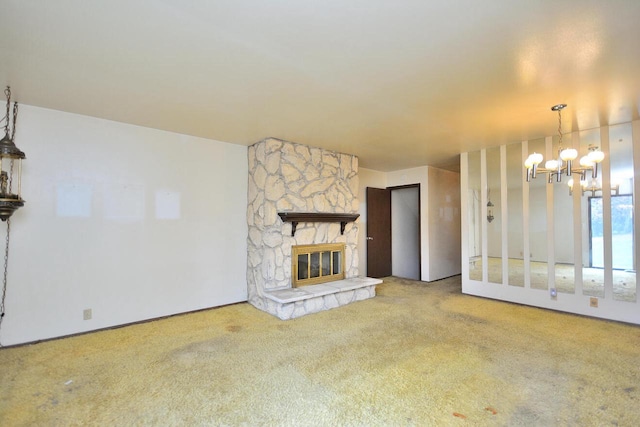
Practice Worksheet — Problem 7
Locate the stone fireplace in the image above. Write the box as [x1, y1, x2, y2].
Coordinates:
[246, 137, 380, 319]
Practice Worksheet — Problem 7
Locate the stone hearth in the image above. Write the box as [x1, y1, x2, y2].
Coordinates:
[246, 137, 379, 319]
[264, 277, 381, 320]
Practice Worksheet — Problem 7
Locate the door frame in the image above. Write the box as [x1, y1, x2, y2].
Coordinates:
[366, 184, 422, 279]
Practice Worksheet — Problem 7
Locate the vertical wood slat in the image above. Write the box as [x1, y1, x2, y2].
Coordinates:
[601, 126, 613, 300]
[460, 153, 470, 283]
[572, 131, 583, 295]
[632, 121, 640, 301]
[546, 136, 554, 291]
[481, 149, 488, 283]
[501, 145, 508, 285]
[522, 140, 531, 288]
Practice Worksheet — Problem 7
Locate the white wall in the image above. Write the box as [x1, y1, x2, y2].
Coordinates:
[2, 105, 248, 345]
[357, 168, 387, 276]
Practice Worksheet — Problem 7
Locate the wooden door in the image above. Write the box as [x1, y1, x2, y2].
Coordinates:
[366, 187, 392, 277]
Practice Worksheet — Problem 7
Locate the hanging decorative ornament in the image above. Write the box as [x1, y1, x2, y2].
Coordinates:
[0, 86, 25, 346]
[0, 86, 26, 221]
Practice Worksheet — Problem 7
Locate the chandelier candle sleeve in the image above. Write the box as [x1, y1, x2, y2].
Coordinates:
[525, 152, 543, 180]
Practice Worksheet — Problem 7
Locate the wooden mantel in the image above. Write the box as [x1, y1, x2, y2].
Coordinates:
[278, 212, 360, 236]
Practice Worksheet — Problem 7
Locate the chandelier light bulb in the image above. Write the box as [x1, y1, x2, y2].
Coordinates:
[560, 148, 578, 161]
[524, 157, 534, 168]
[530, 152, 543, 165]
[579, 156, 594, 167]
[587, 149, 605, 163]
[567, 178, 574, 188]
[545, 159, 559, 170]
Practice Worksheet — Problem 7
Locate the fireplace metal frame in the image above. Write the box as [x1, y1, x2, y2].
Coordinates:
[291, 243, 346, 287]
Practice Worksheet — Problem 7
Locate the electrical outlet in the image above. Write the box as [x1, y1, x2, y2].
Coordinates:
[83, 308, 92, 320]
[590, 297, 598, 308]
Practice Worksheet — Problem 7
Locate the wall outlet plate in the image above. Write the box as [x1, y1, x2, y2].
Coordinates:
[83, 308, 92, 320]
[590, 297, 598, 308]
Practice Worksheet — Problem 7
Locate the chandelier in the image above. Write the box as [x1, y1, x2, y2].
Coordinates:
[524, 104, 605, 185]
[568, 177, 619, 197]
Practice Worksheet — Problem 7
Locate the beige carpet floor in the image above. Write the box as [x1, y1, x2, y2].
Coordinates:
[1, 276, 639, 426]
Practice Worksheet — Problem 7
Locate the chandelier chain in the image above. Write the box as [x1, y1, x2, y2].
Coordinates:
[0, 219, 11, 347]
[557, 108, 563, 147]
[8, 103, 17, 192]
[11, 102, 18, 142]
[3, 87, 9, 135]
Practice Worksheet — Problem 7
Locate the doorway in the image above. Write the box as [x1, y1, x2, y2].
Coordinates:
[391, 186, 421, 279]
[366, 185, 421, 279]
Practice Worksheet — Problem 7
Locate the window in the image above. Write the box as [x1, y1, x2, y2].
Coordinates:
[589, 195, 634, 270]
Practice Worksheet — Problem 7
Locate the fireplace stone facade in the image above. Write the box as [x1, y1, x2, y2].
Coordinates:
[246, 137, 378, 319]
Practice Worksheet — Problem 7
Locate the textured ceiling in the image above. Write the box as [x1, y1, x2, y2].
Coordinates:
[1, 0, 639, 171]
